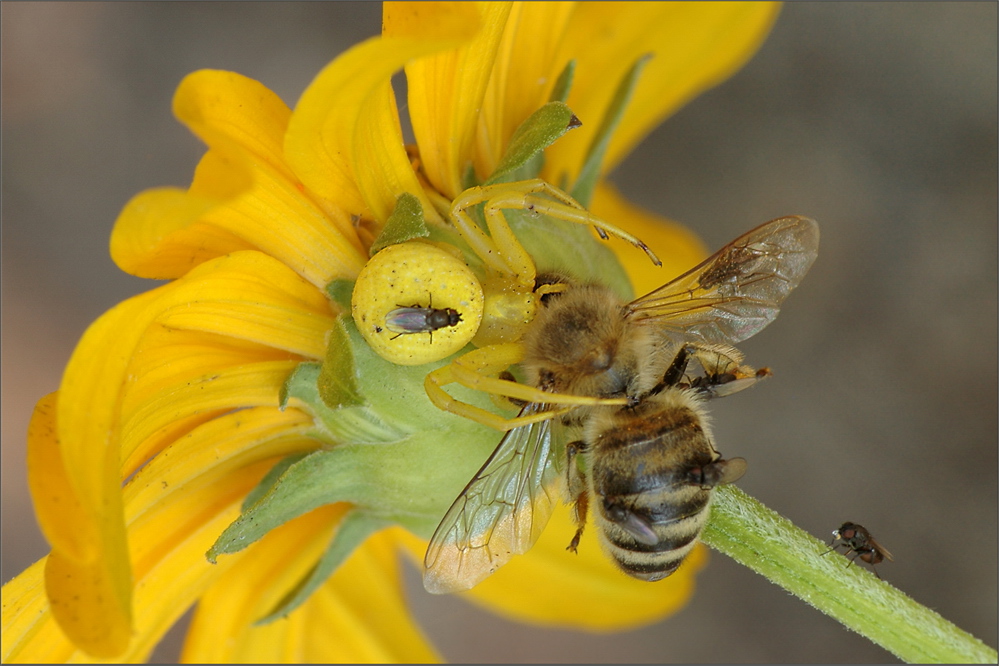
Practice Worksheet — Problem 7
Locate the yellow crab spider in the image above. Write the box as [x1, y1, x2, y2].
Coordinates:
[450, 179, 660, 348]
[423, 179, 658, 431]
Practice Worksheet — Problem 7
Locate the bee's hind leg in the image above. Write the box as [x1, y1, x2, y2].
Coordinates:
[566, 440, 589, 553]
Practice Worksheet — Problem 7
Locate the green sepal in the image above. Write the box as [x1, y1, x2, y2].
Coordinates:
[549, 59, 576, 104]
[206, 421, 501, 562]
[368, 192, 429, 257]
[325, 279, 354, 311]
[290, 316, 510, 444]
[571, 54, 651, 207]
[287, 361, 405, 444]
[241, 453, 309, 513]
[461, 162, 479, 190]
[316, 317, 363, 410]
[255, 510, 389, 624]
[207, 448, 345, 563]
[209, 312, 510, 564]
[484, 101, 581, 186]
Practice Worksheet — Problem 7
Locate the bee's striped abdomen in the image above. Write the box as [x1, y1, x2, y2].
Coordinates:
[590, 400, 720, 581]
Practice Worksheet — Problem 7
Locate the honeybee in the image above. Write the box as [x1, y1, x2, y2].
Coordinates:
[385, 295, 463, 341]
[824, 522, 894, 578]
[423, 216, 819, 593]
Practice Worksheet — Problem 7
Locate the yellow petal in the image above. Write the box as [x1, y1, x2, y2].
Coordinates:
[26, 394, 97, 563]
[118, 460, 277, 662]
[19, 409, 291, 662]
[181, 505, 342, 662]
[591, 181, 708, 296]
[111, 149, 368, 287]
[116, 466, 266, 662]
[153, 250, 336, 357]
[192, 149, 368, 287]
[110, 187, 255, 279]
[125, 407, 317, 528]
[115, 69, 372, 284]
[172, 69, 296, 183]
[37, 250, 329, 656]
[117, 329, 299, 474]
[397, 2, 511, 198]
[546, 1, 780, 182]
[121, 327, 298, 418]
[286, 10, 473, 225]
[120, 360, 301, 477]
[351, 81, 443, 226]
[475, 1, 577, 177]
[120, 410, 316, 661]
[58, 249, 328, 508]
[29, 393, 129, 657]
[118, 69, 370, 285]
[299, 529, 440, 663]
[1, 558, 76, 663]
[185, 523, 439, 663]
[452, 503, 705, 631]
[41, 288, 172, 657]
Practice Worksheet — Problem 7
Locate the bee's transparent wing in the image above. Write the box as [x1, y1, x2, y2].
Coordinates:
[625, 216, 819, 345]
[423, 404, 565, 594]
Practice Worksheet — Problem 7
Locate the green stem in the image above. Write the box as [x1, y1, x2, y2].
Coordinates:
[703, 486, 997, 663]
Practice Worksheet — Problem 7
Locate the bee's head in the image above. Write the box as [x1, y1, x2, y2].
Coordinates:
[523, 284, 631, 394]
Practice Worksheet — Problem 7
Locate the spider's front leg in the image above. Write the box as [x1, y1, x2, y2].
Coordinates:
[448, 179, 661, 347]
[424, 343, 627, 432]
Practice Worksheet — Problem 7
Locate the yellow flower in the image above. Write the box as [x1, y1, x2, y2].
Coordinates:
[2, 2, 778, 662]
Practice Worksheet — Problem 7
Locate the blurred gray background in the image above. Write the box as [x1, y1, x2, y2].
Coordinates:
[3, 3, 995, 663]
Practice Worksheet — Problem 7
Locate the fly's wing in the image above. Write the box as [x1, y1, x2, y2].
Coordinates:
[423, 404, 566, 594]
[624, 216, 819, 345]
[384, 307, 428, 333]
[867, 536, 895, 563]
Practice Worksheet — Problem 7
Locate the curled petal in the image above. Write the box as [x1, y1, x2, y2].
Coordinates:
[11, 442, 283, 661]
[110, 187, 255, 280]
[1, 558, 76, 663]
[173, 69, 296, 182]
[475, 1, 576, 177]
[35, 288, 168, 656]
[112, 148, 368, 288]
[120, 360, 301, 478]
[126, 408, 318, 530]
[286, 9, 476, 225]
[152, 253, 336, 359]
[120, 329, 299, 422]
[547, 1, 780, 182]
[183, 522, 439, 663]
[193, 150, 368, 287]
[35, 251, 330, 656]
[398, 1, 511, 197]
[26, 393, 130, 658]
